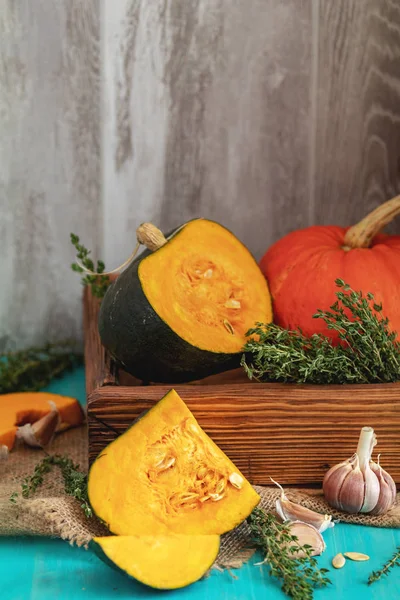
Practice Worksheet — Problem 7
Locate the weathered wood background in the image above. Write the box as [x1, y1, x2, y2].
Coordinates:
[1, 0, 400, 349]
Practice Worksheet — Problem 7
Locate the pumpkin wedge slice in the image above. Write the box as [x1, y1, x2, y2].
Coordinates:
[0, 392, 84, 450]
[91, 534, 220, 590]
[88, 389, 260, 535]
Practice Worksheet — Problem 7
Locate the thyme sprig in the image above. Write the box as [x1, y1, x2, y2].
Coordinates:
[368, 546, 400, 584]
[70, 233, 110, 298]
[0, 343, 82, 393]
[10, 454, 92, 518]
[242, 279, 400, 384]
[248, 508, 330, 599]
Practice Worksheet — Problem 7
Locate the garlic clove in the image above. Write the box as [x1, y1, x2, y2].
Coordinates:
[369, 458, 397, 515]
[338, 464, 366, 514]
[284, 521, 326, 559]
[272, 478, 334, 532]
[323, 457, 358, 511]
[16, 404, 60, 448]
[360, 465, 380, 513]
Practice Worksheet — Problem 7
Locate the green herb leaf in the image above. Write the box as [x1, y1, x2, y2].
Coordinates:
[248, 508, 331, 599]
[0, 343, 82, 394]
[242, 281, 400, 385]
[9, 491, 18, 504]
[368, 546, 400, 584]
[70, 233, 110, 299]
[12, 454, 92, 518]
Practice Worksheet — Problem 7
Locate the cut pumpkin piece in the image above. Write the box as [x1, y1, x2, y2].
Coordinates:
[0, 392, 84, 450]
[88, 389, 260, 535]
[99, 218, 272, 382]
[91, 534, 220, 590]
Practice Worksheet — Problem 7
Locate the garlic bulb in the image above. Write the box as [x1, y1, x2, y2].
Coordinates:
[323, 426, 396, 515]
[272, 478, 334, 532]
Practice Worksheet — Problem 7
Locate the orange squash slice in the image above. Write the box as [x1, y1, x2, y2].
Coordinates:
[0, 392, 84, 450]
[88, 389, 259, 535]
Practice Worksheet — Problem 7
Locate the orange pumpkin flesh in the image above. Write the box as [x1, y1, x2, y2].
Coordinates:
[261, 217, 400, 343]
[88, 389, 260, 535]
[0, 392, 84, 450]
[140, 219, 272, 353]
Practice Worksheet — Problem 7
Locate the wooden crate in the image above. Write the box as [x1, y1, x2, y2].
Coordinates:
[85, 289, 400, 485]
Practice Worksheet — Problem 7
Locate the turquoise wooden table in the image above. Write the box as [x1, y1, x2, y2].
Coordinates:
[1, 368, 399, 600]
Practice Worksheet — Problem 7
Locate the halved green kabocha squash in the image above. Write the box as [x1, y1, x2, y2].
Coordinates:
[90, 534, 220, 590]
[98, 219, 272, 382]
[88, 389, 260, 535]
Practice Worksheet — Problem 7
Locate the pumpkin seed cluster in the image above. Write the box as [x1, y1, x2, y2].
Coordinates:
[144, 418, 243, 514]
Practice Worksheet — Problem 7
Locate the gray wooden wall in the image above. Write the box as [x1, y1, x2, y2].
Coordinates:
[1, 0, 400, 350]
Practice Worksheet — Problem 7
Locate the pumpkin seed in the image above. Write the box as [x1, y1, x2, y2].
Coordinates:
[180, 493, 199, 502]
[229, 473, 244, 489]
[332, 553, 346, 569]
[343, 552, 370, 561]
[215, 479, 226, 494]
[156, 456, 176, 471]
[197, 466, 208, 479]
[153, 454, 167, 468]
[188, 423, 199, 434]
[199, 495, 211, 503]
[225, 299, 241, 309]
[209, 493, 225, 501]
[223, 319, 235, 334]
[203, 269, 213, 278]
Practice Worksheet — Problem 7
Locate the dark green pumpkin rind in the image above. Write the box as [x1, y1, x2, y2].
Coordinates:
[90, 539, 123, 576]
[98, 221, 242, 383]
[89, 537, 220, 590]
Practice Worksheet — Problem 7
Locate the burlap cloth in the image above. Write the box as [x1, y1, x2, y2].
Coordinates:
[1, 426, 400, 568]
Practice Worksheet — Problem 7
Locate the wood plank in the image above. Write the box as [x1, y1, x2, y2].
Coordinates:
[102, 0, 312, 266]
[0, 0, 101, 351]
[313, 0, 400, 230]
[88, 383, 400, 484]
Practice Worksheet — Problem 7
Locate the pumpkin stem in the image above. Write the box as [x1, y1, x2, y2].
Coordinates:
[76, 223, 167, 277]
[136, 223, 168, 251]
[343, 195, 400, 249]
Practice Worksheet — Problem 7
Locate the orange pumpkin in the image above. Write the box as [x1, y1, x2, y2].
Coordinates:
[260, 197, 400, 343]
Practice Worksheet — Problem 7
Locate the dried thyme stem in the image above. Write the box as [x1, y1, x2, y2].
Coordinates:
[368, 546, 400, 584]
[10, 454, 92, 518]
